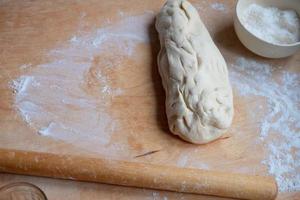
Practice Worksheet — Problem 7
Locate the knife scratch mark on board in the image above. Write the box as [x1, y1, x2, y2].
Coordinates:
[135, 149, 162, 158]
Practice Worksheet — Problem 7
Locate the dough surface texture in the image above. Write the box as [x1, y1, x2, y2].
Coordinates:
[155, 0, 234, 144]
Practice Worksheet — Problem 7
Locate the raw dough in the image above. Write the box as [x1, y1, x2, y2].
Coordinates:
[156, 0, 234, 144]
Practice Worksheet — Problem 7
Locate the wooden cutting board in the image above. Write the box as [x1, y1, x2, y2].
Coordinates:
[0, 0, 299, 199]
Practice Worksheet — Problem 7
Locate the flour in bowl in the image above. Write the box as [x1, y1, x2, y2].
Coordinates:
[241, 4, 300, 45]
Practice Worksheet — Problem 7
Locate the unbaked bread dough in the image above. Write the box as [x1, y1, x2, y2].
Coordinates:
[155, 0, 234, 144]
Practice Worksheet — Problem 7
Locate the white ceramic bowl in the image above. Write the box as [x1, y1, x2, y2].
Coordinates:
[234, 0, 300, 58]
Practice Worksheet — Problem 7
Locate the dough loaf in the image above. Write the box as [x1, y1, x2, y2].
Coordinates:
[156, 0, 234, 144]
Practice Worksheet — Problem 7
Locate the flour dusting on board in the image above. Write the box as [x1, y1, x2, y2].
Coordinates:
[194, 1, 228, 12]
[11, 12, 154, 157]
[150, 192, 170, 200]
[230, 57, 300, 192]
[210, 3, 227, 12]
[176, 151, 210, 170]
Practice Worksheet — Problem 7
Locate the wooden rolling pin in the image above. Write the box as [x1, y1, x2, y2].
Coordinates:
[0, 148, 277, 200]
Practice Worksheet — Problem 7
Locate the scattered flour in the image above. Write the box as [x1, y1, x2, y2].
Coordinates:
[11, 12, 154, 157]
[210, 2, 227, 12]
[19, 63, 32, 70]
[176, 154, 189, 168]
[230, 57, 300, 192]
[152, 192, 160, 200]
[150, 192, 168, 200]
[241, 4, 300, 45]
[176, 151, 210, 170]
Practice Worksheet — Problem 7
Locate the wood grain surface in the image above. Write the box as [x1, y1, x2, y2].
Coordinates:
[0, 0, 299, 199]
